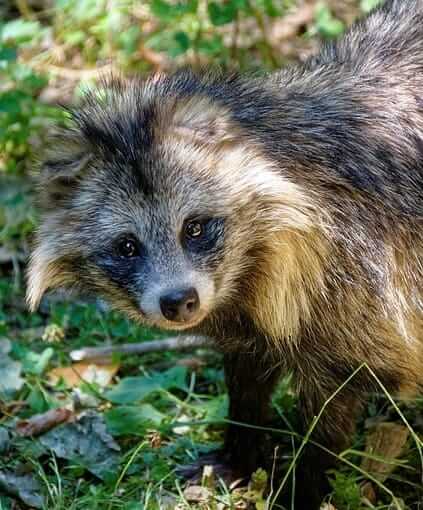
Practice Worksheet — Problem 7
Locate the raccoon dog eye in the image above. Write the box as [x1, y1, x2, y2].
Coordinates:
[116, 236, 140, 258]
[185, 220, 204, 239]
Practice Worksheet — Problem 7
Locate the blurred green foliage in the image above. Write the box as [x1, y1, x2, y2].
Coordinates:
[360, 0, 384, 13]
[0, 20, 65, 173]
[0, 0, 352, 177]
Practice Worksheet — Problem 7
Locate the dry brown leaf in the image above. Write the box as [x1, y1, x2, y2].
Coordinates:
[270, 4, 314, 43]
[183, 485, 211, 503]
[147, 431, 162, 449]
[16, 408, 74, 437]
[48, 362, 120, 388]
[361, 422, 409, 482]
[360, 481, 377, 505]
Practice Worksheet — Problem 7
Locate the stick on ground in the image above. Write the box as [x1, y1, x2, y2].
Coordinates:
[70, 335, 211, 361]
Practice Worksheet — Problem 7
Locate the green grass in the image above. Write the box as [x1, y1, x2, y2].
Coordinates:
[0, 266, 422, 509]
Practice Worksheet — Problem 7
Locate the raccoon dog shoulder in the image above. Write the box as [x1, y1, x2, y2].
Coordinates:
[27, 0, 423, 507]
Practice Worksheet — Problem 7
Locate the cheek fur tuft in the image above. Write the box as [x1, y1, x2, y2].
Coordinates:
[26, 246, 74, 311]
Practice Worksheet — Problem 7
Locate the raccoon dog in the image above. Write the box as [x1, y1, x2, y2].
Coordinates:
[27, 0, 423, 507]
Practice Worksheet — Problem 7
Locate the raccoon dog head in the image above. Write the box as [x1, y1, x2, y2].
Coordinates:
[27, 73, 312, 331]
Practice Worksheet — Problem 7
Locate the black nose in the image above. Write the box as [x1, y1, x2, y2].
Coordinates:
[159, 288, 200, 322]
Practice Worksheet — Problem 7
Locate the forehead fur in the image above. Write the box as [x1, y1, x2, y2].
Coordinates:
[67, 72, 240, 160]
[61, 73, 313, 219]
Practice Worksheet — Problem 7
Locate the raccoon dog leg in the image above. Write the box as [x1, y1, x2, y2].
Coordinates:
[295, 387, 363, 509]
[178, 349, 280, 484]
[223, 351, 281, 476]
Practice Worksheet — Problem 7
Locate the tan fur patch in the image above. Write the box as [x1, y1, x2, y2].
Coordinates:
[163, 128, 316, 232]
[245, 229, 328, 345]
[161, 125, 323, 339]
[171, 97, 236, 145]
[27, 248, 72, 311]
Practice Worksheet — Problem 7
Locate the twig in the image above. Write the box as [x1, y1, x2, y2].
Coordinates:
[230, 14, 240, 61]
[34, 63, 115, 80]
[247, 2, 279, 68]
[70, 335, 211, 361]
[15, 0, 34, 20]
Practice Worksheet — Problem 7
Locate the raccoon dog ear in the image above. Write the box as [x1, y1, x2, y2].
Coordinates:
[37, 131, 92, 209]
[172, 97, 237, 146]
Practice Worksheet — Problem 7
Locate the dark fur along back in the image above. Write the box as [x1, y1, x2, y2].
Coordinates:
[28, 0, 423, 507]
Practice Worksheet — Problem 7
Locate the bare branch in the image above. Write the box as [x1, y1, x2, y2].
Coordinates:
[70, 335, 212, 361]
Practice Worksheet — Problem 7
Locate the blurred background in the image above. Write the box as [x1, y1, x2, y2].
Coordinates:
[3, 2, 422, 510]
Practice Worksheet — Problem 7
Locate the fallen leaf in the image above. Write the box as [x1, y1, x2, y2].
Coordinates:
[183, 485, 211, 503]
[361, 422, 409, 482]
[16, 408, 74, 437]
[0, 338, 23, 398]
[48, 361, 120, 388]
[39, 411, 121, 480]
[0, 427, 10, 453]
[147, 430, 162, 448]
[0, 470, 44, 509]
[360, 481, 377, 505]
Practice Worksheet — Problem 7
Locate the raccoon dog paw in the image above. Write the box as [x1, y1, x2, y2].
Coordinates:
[176, 451, 247, 487]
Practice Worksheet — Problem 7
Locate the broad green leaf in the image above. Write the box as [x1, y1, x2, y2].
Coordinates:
[201, 394, 228, 421]
[26, 386, 54, 414]
[105, 366, 187, 404]
[105, 404, 165, 436]
[169, 31, 191, 57]
[314, 4, 345, 39]
[119, 26, 142, 55]
[150, 0, 173, 19]
[21, 347, 54, 375]
[256, 0, 281, 17]
[208, 1, 238, 26]
[150, 0, 198, 20]
[197, 34, 224, 56]
[0, 90, 30, 115]
[63, 30, 86, 46]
